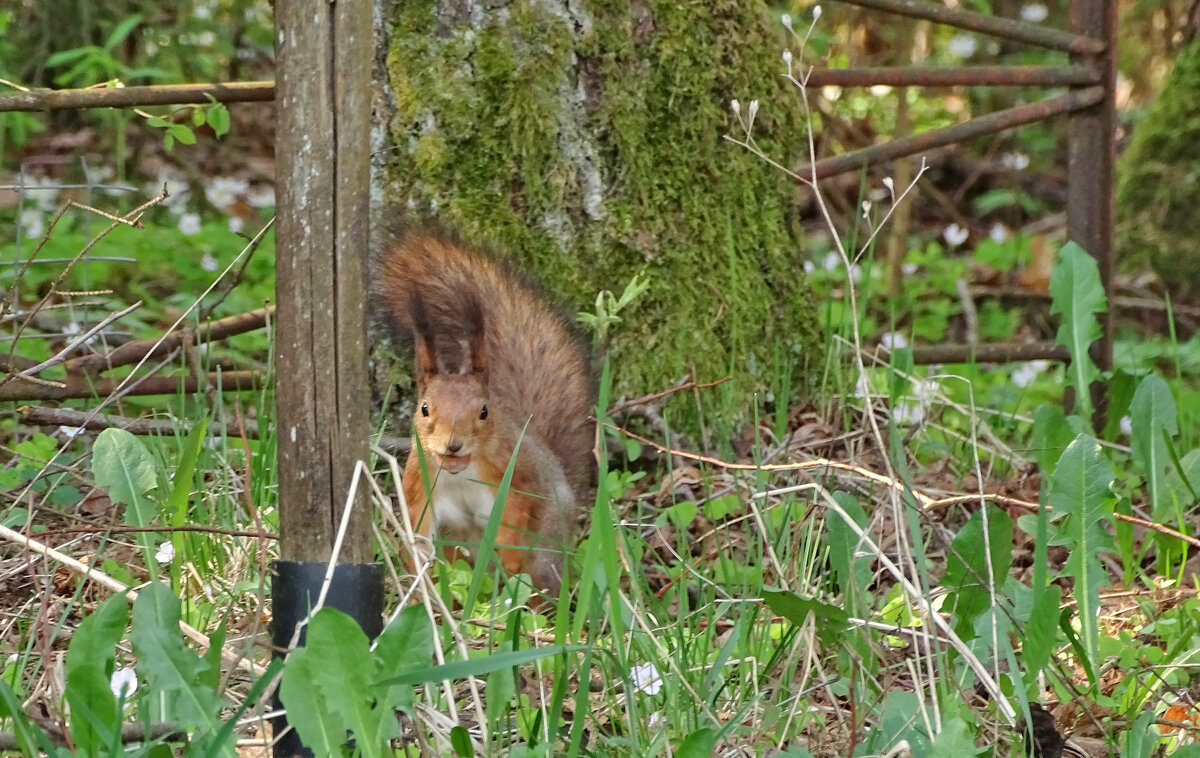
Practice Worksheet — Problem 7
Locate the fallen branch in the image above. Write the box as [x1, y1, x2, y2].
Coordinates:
[64, 307, 273, 375]
[19, 405, 260, 439]
[0, 370, 260, 402]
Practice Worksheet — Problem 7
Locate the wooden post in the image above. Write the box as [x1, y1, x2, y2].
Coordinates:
[271, 0, 379, 754]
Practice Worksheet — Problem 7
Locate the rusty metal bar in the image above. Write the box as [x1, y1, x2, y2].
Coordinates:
[803, 65, 1099, 88]
[798, 86, 1104, 181]
[1067, 0, 1117, 410]
[0, 81, 274, 113]
[834, 0, 1105, 55]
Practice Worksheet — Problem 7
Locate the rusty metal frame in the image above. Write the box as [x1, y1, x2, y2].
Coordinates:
[811, 0, 1116, 374]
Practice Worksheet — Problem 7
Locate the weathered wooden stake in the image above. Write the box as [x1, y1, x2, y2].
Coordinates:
[271, 0, 379, 754]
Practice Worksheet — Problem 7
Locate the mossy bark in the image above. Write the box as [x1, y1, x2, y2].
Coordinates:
[375, 0, 818, 430]
[1116, 36, 1200, 300]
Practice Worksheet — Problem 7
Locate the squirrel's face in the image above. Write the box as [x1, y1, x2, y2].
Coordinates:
[412, 373, 490, 475]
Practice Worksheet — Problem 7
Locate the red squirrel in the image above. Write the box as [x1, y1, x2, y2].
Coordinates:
[374, 227, 594, 603]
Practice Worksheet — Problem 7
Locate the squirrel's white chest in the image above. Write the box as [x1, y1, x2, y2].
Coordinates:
[430, 461, 497, 535]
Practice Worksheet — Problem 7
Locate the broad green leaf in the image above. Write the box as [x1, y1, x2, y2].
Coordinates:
[761, 589, 849, 645]
[168, 124, 197, 145]
[1129, 374, 1180, 557]
[1048, 241, 1105, 418]
[1020, 583, 1062, 692]
[372, 605, 433, 714]
[92, 428, 158, 523]
[825, 492, 870, 615]
[1031, 404, 1086, 474]
[304, 608, 394, 755]
[207, 104, 231, 137]
[929, 717, 981, 757]
[676, 728, 718, 757]
[942, 505, 1013, 639]
[1047, 434, 1115, 683]
[64, 594, 127, 755]
[129, 583, 224, 733]
[278, 648, 344, 758]
[449, 726, 474, 756]
[484, 644, 517, 728]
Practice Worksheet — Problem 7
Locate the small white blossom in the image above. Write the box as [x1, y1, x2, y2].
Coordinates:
[869, 85, 891, 97]
[849, 264, 863, 283]
[880, 332, 909, 351]
[246, 185, 275, 208]
[943, 223, 969, 247]
[781, 13, 793, 31]
[882, 177, 894, 194]
[155, 542, 175, 564]
[25, 176, 62, 212]
[812, 5, 822, 19]
[63, 322, 81, 337]
[18, 208, 44, 239]
[1011, 360, 1050, 388]
[1120, 415, 1133, 436]
[901, 262, 918, 275]
[822, 85, 842, 101]
[83, 164, 114, 186]
[178, 212, 202, 236]
[747, 99, 759, 123]
[58, 426, 84, 439]
[1000, 152, 1031, 171]
[201, 252, 219, 272]
[803, 260, 815, 274]
[948, 34, 977, 59]
[149, 175, 191, 212]
[823, 252, 842, 271]
[631, 662, 663, 695]
[6, 654, 16, 665]
[854, 372, 874, 399]
[892, 401, 925, 425]
[861, 200, 872, 218]
[782, 49, 793, 67]
[228, 216, 245, 234]
[649, 712, 664, 728]
[1020, 4, 1048, 23]
[911, 378, 940, 404]
[204, 176, 248, 209]
[110, 667, 138, 698]
[195, 3, 212, 18]
[730, 99, 741, 117]
[990, 223, 1010, 244]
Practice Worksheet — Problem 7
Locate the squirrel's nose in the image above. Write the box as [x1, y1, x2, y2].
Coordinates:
[447, 440, 463, 454]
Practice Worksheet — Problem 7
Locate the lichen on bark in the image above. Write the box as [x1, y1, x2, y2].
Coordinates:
[1116, 36, 1200, 300]
[377, 0, 819, 430]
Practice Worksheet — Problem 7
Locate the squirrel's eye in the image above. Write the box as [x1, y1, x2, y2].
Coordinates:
[421, 402, 429, 417]
[479, 405, 488, 420]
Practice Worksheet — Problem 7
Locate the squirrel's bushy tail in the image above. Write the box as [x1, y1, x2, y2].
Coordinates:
[373, 225, 595, 494]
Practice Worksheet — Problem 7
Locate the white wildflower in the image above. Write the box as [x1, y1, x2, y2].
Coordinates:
[57, 426, 84, 439]
[201, 252, 219, 272]
[911, 378, 940, 404]
[880, 332, 909, 351]
[782, 49, 793, 68]
[854, 372, 873, 398]
[1020, 4, 1048, 23]
[204, 176, 248, 209]
[631, 662, 663, 695]
[869, 85, 892, 97]
[26, 176, 61, 212]
[948, 34, 977, 59]
[849, 264, 863, 283]
[110, 667, 138, 698]
[989, 222, 1010, 244]
[812, 5, 822, 19]
[861, 200, 872, 218]
[1011, 360, 1050, 388]
[803, 260, 815, 274]
[178, 212, 202, 236]
[1000, 152, 1031, 170]
[246, 185, 275, 208]
[155, 542, 175, 564]
[82, 164, 114, 186]
[730, 99, 741, 117]
[892, 401, 925, 426]
[18, 208, 44, 239]
[781, 13, 793, 31]
[228, 216, 244, 234]
[1120, 415, 1133, 436]
[823, 252, 842, 271]
[901, 262, 918, 275]
[822, 85, 842, 101]
[6, 654, 17, 665]
[943, 223, 969, 247]
[747, 99, 759, 123]
[882, 176, 894, 195]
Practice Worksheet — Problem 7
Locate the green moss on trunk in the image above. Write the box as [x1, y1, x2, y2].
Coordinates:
[1116, 36, 1200, 299]
[380, 0, 818, 430]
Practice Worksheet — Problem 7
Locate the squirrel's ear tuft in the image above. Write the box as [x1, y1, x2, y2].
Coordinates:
[464, 293, 488, 376]
[411, 295, 439, 379]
